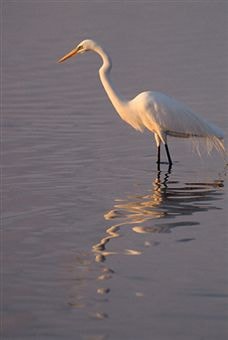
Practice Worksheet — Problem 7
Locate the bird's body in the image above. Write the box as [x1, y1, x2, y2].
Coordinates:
[128, 91, 224, 145]
[59, 39, 225, 167]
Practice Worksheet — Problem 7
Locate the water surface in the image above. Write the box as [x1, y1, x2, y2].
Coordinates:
[2, 2, 228, 340]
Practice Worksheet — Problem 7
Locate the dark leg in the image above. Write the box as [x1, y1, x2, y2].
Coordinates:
[156, 145, 161, 164]
[156, 145, 161, 171]
[165, 143, 172, 166]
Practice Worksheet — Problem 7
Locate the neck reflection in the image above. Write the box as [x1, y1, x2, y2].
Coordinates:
[83, 167, 225, 319]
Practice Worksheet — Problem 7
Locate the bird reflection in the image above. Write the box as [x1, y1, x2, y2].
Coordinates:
[69, 168, 224, 318]
[89, 167, 224, 318]
[89, 168, 224, 319]
[92, 168, 223, 264]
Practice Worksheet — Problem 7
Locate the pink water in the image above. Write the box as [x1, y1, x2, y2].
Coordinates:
[2, 2, 228, 340]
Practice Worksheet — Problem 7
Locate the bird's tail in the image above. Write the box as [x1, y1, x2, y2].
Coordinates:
[192, 135, 225, 156]
[206, 135, 225, 153]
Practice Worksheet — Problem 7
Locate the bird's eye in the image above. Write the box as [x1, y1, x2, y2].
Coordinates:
[77, 45, 83, 52]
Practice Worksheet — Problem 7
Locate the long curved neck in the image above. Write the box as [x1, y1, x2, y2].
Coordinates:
[95, 46, 127, 113]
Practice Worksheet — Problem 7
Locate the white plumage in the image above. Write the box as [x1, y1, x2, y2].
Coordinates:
[129, 91, 224, 151]
[59, 39, 225, 166]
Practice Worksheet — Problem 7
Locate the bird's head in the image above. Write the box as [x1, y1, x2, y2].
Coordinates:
[58, 39, 98, 63]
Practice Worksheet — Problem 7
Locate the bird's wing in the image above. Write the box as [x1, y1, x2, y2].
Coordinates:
[143, 91, 224, 139]
[132, 91, 225, 153]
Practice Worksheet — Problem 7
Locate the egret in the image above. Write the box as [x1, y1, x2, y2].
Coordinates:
[58, 39, 225, 166]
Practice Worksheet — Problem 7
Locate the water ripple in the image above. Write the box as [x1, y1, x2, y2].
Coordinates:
[92, 169, 224, 262]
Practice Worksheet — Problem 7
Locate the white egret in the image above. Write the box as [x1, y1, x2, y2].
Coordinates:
[58, 39, 225, 166]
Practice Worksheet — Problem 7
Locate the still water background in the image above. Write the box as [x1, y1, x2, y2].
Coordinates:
[2, 2, 228, 340]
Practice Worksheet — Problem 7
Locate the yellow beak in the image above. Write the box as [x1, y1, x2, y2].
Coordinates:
[58, 47, 78, 63]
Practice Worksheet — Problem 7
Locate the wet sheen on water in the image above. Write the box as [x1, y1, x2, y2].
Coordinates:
[2, 2, 228, 340]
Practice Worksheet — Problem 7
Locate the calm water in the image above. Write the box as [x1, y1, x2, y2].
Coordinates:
[2, 2, 228, 340]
